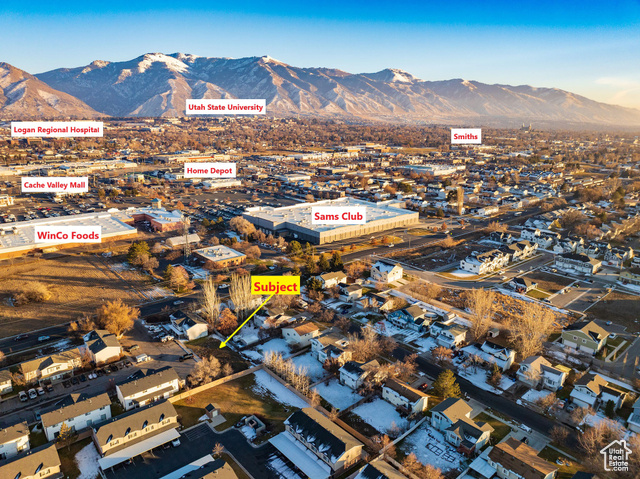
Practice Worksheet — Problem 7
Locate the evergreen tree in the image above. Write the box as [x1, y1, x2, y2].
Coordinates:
[305, 256, 316, 274]
[127, 241, 150, 263]
[163, 264, 175, 282]
[304, 242, 314, 257]
[288, 240, 303, 256]
[307, 277, 323, 291]
[318, 254, 331, 272]
[330, 251, 343, 271]
[432, 369, 461, 398]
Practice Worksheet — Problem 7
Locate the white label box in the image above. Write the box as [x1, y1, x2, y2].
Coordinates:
[312, 206, 367, 225]
[186, 99, 266, 115]
[183, 163, 236, 178]
[22, 177, 89, 193]
[451, 128, 482, 144]
[11, 122, 103, 138]
[34, 225, 102, 244]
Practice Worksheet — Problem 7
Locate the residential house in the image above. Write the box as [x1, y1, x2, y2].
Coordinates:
[509, 277, 537, 293]
[604, 246, 634, 267]
[561, 320, 609, 355]
[489, 231, 513, 244]
[553, 237, 583, 254]
[488, 437, 557, 479]
[339, 360, 380, 390]
[619, 267, 640, 287]
[0, 421, 29, 460]
[554, 253, 602, 275]
[516, 356, 568, 391]
[627, 397, 640, 433]
[520, 228, 540, 242]
[83, 330, 122, 365]
[387, 305, 430, 331]
[93, 401, 180, 471]
[317, 272, 348, 289]
[370, 260, 403, 284]
[354, 460, 409, 479]
[311, 329, 352, 366]
[431, 398, 493, 456]
[460, 250, 509, 275]
[0, 444, 61, 479]
[254, 307, 293, 329]
[339, 284, 363, 302]
[0, 370, 12, 395]
[570, 373, 626, 410]
[282, 322, 320, 347]
[435, 324, 468, 349]
[359, 293, 395, 312]
[466, 341, 516, 372]
[169, 311, 209, 340]
[116, 367, 180, 411]
[532, 233, 557, 250]
[269, 408, 364, 479]
[41, 393, 111, 441]
[382, 379, 429, 414]
[20, 349, 82, 384]
[502, 240, 537, 261]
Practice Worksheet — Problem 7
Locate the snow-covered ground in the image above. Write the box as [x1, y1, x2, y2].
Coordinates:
[413, 336, 438, 353]
[375, 320, 424, 343]
[291, 353, 326, 382]
[546, 349, 588, 368]
[313, 379, 362, 410]
[447, 269, 478, 278]
[241, 335, 289, 361]
[75, 442, 100, 479]
[240, 424, 257, 441]
[352, 398, 410, 435]
[458, 366, 514, 394]
[582, 413, 625, 431]
[252, 370, 308, 408]
[521, 389, 554, 403]
[399, 423, 466, 472]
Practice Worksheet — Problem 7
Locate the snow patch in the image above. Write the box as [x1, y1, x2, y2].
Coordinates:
[313, 379, 361, 410]
[252, 369, 308, 408]
[352, 398, 410, 434]
[75, 442, 100, 479]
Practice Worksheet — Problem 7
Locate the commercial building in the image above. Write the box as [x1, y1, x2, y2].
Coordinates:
[0, 212, 137, 259]
[202, 179, 242, 189]
[192, 245, 246, 268]
[243, 197, 418, 245]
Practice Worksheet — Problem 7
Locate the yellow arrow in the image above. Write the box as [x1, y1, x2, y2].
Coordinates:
[219, 293, 275, 348]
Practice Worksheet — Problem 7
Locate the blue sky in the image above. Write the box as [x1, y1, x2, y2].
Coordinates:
[2, 1, 640, 108]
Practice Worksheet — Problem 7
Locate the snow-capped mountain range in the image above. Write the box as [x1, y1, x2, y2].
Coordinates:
[1, 52, 639, 127]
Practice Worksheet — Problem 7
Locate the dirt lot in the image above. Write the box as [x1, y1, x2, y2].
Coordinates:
[387, 240, 484, 269]
[0, 254, 164, 337]
[587, 291, 640, 333]
[526, 271, 574, 294]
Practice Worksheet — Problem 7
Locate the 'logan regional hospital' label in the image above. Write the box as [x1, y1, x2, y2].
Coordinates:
[11, 122, 104, 138]
[183, 163, 236, 178]
[451, 128, 481, 144]
[186, 99, 266, 115]
[311, 206, 367, 225]
[34, 225, 102, 244]
[251, 276, 300, 295]
[22, 177, 89, 194]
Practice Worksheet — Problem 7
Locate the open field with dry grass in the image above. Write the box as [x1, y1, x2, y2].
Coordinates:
[525, 271, 574, 294]
[588, 291, 640, 333]
[0, 253, 166, 337]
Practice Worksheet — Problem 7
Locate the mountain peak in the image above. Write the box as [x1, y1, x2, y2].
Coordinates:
[258, 55, 285, 65]
[137, 53, 189, 73]
[363, 68, 421, 83]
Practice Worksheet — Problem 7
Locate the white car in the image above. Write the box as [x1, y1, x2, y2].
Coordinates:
[28, 389, 38, 399]
[171, 439, 181, 447]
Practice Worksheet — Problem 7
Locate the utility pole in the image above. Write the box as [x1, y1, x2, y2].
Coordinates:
[182, 214, 191, 264]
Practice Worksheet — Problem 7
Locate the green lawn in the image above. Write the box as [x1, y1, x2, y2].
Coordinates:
[474, 412, 512, 443]
[538, 446, 583, 479]
[527, 289, 551, 300]
[173, 373, 302, 442]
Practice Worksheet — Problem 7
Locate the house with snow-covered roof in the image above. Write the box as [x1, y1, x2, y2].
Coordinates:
[370, 260, 403, 284]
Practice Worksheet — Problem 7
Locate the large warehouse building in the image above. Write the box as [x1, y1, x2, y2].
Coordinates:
[0, 212, 137, 259]
[243, 197, 419, 244]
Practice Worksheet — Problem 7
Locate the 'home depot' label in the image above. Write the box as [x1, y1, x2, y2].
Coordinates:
[183, 163, 236, 178]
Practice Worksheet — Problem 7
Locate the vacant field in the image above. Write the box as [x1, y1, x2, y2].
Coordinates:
[588, 291, 640, 333]
[526, 272, 574, 294]
[0, 254, 160, 337]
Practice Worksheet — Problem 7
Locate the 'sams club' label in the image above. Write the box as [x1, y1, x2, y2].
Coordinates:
[11, 122, 104, 138]
[312, 206, 367, 225]
[22, 177, 89, 193]
[186, 99, 266, 115]
[34, 226, 102, 244]
[451, 128, 482, 144]
[184, 163, 236, 178]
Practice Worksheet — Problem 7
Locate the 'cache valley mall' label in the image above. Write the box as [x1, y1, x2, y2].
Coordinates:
[34, 225, 102, 244]
[312, 206, 367, 225]
[451, 128, 482, 144]
[11, 122, 104, 138]
[186, 99, 266, 115]
[183, 163, 236, 178]
[22, 177, 89, 193]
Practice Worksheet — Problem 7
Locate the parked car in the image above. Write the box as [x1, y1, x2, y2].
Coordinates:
[62, 380, 71, 388]
[71, 377, 79, 385]
[37, 387, 45, 396]
[14, 334, 28, 341]
[28, 389, 38, 399]
[80, 374, 87, 382]
[45, 384, 54, 393]
[128, 344, 140, 352]
[179, 353, 194, 362]
[37, 336, 50, 342]
[171, 439, 181, 447]
[19, 391, 28, 402]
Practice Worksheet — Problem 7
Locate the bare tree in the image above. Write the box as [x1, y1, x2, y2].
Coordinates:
[431, 346, 453, 366]
[200, 277, 220, 327]
[464, 288, 494, 341]
[377, 434, 396, 460]
[229, 272, 252, 319]
[309, 390, 320, 408]
[0, 351, 4, 366]
[550, 425, 569, 444]
[95, 299, 139, 338]
[190, 356, 222, 386]
[212, 443, 224, 458]
[506, 302, 555, 358]
[222, 363, 233, 377]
